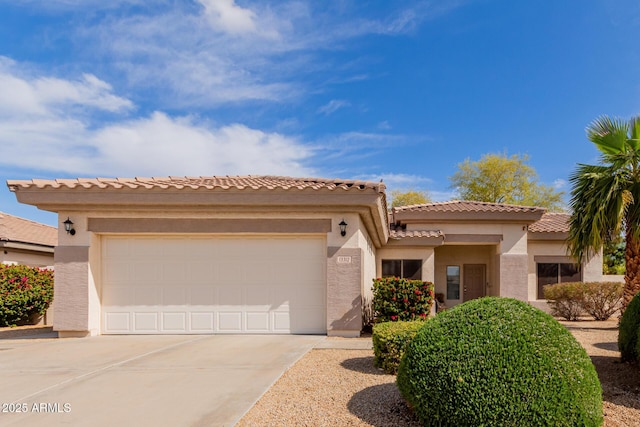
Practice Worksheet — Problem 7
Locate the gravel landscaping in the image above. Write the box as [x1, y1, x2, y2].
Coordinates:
[237, 319, 640, 427]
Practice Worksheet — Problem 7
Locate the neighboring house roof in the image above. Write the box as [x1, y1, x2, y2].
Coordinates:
[528, 212, 570, 240]
[392, 200, 546, 223]
[393, 200, 545, 214]
[0, 211, 57, 247]
[7, 176, 387, 193]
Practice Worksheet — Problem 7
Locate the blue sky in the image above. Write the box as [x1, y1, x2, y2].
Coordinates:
[1, 0, 639, 227]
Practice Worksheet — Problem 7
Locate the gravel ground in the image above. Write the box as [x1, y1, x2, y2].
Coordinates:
[237, 319, 640, 427]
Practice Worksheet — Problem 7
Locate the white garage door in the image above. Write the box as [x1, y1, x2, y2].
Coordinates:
[101, 236, 326, 334]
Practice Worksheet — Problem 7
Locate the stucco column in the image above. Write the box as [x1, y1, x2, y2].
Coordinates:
[326, 247, 362, 337]
[53, 246, 93, 337]
[497, 253, 529, 301]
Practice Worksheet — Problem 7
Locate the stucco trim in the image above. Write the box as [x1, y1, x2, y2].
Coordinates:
[54, 245, 90, 263]
[528, 232, 569, 241]
[444, 234, 502, 244]
[534, 255, 574, 264]
[88, 218, 332, 234]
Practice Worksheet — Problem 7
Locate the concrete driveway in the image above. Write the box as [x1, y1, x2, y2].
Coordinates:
[0, 334, 325, 426]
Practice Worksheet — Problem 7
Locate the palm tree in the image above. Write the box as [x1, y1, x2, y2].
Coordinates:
[568, 115, 640, 314]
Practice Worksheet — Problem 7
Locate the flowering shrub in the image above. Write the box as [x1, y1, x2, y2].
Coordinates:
[372, 277, 434, 323]
[0, 264, 54, 327]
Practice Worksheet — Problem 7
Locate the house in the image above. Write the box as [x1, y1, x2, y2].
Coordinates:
[0, 211, 57, 267]
[7, 176, 602, 338]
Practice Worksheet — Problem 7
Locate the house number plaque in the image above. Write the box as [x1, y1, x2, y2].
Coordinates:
[337, 256, 352, 264]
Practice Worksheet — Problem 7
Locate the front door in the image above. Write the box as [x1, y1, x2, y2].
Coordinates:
[463, 264, 486, 302]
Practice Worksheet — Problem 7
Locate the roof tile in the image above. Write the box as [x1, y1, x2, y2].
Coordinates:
[393, 200, 545, 214]
[529, 212, 570, 233]
[8, 176, 387, 193]
[0, 212, 57, 247]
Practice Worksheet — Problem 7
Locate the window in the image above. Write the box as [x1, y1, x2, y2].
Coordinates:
[381, 259, 422, 280]
[446, 265, 460, 300]
[537, 263, 581, 299]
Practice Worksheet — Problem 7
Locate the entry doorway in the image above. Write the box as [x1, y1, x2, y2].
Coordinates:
[463, 264, 486, 302]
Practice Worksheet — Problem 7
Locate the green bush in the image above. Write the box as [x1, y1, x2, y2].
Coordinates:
[544, 282, 622, 321]
[372, 277, 434, 323]
[618, 292, 640, 362]
[372, 320, 425, 374]
[543, 282, 584, 320]
[0, 264, 54, 327]
[581, 282, 623, 320]
[397, 297, 603, 427]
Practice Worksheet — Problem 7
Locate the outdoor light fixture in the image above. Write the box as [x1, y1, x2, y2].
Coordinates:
[63, 217, 76, 236]
[339, 219, 348, 237]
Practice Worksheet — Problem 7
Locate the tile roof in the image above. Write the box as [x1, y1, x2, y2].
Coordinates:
[0, 212, 57, 247]
[389, 229, 444, 239]
[392, 200, 545, 214]
[529, 212, 570, 233]
[7, 176, 386, 193]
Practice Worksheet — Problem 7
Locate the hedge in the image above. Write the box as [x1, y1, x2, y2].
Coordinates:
[544, 282, 622, 321]
[372, 320, 425, 374]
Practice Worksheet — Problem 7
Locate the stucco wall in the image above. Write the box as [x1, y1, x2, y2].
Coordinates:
[0, 251, 54, 268]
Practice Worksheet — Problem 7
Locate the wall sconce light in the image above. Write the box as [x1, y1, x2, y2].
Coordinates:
[339, 219, 348, 237]
[63, 217, 76, 235]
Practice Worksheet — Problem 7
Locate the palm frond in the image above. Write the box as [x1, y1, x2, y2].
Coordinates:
[586, 115, 629, 155]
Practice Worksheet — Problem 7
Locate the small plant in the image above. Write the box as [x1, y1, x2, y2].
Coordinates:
[618, 292, 640, 362]
[372, 277, 434, 323]
[372, 320, 425, 374]
[544, 281, 623, 321]
[543, 282, 584, 320]
[581, 282, 623, 320]
[397, 297, 603, 427]
[0, 264, 54, 327]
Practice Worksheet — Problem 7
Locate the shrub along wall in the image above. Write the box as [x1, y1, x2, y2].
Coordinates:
[372, 277, 434, 323]
[543, 282, 622, 321]
[0, 264, 54, 327]
[372, 320, 425, 374]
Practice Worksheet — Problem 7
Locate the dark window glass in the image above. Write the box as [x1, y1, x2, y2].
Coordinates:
[560, 263, 581, 282]
[382, 260, 401, 277]
[403, 260, 422, 280]
[381, 259, 422, 279]
[537, 263, 582, 299]
[447, 265, 460, 300]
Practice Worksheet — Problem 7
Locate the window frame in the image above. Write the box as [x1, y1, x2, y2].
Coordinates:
[537, 262, 582, 299]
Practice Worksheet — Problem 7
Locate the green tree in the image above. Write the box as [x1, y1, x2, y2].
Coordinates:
[449, 153, 564, 211]
[390, 189, 430, 208]
[603, 234, 625, 275]
[568, 115, 640, 312]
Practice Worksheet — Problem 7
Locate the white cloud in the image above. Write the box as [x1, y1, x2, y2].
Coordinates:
[317, 99, 350, 115]
[553, 178, 567, 190]
[0, 57, 133, 116]
[0, 58, 314, 177]
[199, 0, 258, 35]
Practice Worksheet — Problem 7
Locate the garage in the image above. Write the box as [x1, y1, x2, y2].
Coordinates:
[100, 235, 327, 334]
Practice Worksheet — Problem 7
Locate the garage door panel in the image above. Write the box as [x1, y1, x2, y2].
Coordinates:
[102, 236, 326, 334]
[162, 312, 187, 331]
[190, 286, 215, 305]
[163, 287, 188, 305]
[104, 312, 130, 332]
[218, 312, 242, 332]
[134, 312, 158, 331]
[190, 312, 214, 332]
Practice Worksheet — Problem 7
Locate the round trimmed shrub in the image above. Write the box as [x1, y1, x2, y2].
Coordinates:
[397, 297, 603, 427]
[619, 291, 640, 362]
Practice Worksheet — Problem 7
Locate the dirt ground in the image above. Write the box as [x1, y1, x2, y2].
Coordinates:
[238, 319, 640, 427]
